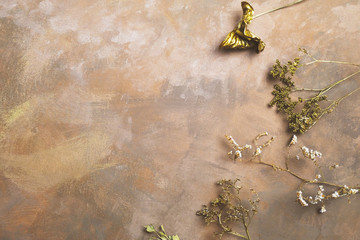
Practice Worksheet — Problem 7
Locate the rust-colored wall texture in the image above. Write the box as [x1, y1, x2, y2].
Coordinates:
[0, 0, 359, 239]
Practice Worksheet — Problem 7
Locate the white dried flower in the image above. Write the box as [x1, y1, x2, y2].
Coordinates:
[320, 205, 326, 214]
[296, 155, 300, 160]
[244, 144, 252, 149]
[308, 196, 317, 204]
[296, 190, 309, 207]
[301, 146, 322, 161]
[254, 147, 262, 156]
[315, 174, 321, 179]
[226, 135, 241, 150]
[344, 185, 349, 189]
[235, 150, 242, 159]
[289, 135, 298, 146]
[332, 191, 340, 198]
[315, 186, 325, 202]
[299, 198, 308, 207]
[315, 194, 324, 202]
[301, 146, 310, 157]
[349, 189, 359, 194]
[314, 151, 322, 158]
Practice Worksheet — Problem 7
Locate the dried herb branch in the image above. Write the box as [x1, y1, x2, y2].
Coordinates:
[269, 48, 360, 133]
[226, 134, 360, 213]
[144, 224, 180, 240]
[196, 179, 259, 239]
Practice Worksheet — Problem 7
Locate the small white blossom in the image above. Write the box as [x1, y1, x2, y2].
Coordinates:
[314, 151, 322, 158]
[301, 146, 321, 161]
[297, 190, 309, 207]
[315, 186, 325, 202]
[254, 147, 262, 156]
[235, 150, 242, 159]
[344, 185, 349, 189]
[227, 135, 239, 148]
[299, 198, 308, 207]
[296, 155, 300, 160]
[315, 194, 324, 202]
[315, 174, 321, 179]
[244, 144, 252, 149]
[349, 189, 359, 194]
[289, 135, 298, 146]
[307, 196, 314, 204]
[332, 191, 340, 198]
[320, 205, 326, 213]
[301, 146, 310, 157]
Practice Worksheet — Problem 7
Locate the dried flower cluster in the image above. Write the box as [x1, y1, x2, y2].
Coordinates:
[226, 132, 275, 161]
[144, 224, 180, 240]
[226, 133, 360, 213]
[226, 135, 252, 160]
[196, 179, 259, 240]
[301, 146, 322, 161]
[269, 48, 360, 133]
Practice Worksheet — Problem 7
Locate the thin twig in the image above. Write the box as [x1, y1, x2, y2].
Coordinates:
[257, 161, 342, 188]
[291, 88, 322, 92]
[303, 59, 360, 67]
[254, 0, 304, 19]
[319, 70, 360, 96]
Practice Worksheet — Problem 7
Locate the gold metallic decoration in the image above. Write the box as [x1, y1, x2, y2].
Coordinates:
[220, 1, 265, 53]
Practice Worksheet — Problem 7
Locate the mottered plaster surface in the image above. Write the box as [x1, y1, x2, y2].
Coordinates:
[0, 0, 359, 239]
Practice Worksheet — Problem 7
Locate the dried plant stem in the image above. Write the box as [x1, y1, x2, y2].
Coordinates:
[295, 50, 360, 96]
[219, 211, 252, 240]
[254, 0, 304, 19]
[291, 69, 360, 95]
[292, 88, 322, 92]
[303, 85, 360, 132]
[244, 222, 251, 240]
[320, 70, 360, 96]
[298, 52, 360, 95]
[229, 231, 248, 239]
[257, 160, 342, 188]
[217, 214, 247, 239]
[303, 59, 360, 67]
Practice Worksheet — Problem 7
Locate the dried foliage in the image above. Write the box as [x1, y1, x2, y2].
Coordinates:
[269, 48, 360, 133]
[144, 224, 180, 240]
[196, 179, 259, 240]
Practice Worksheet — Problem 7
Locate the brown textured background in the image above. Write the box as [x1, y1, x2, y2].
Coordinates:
[0, 0, 360, 239]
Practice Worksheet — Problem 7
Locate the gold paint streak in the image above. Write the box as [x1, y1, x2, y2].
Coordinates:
[4, 100, 32, 126]
[0, 131, 113, 192]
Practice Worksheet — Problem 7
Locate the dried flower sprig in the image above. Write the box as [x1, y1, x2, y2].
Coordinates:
[196, 179, 259, 240]
[144, 224, 180, 240]
[226, 132, 275, 161]
[269, 48, 360, 133]
[226, 134, 360, 213]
